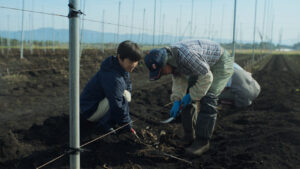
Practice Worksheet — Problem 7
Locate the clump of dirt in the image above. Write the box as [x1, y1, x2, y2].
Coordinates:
[0, 131, 32, 163]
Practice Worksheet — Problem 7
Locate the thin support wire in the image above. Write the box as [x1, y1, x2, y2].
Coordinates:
[35, 121, 135, 169]
[0, 5, 172, 37]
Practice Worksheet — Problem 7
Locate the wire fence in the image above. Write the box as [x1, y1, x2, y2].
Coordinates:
[0, 0, 284, 76]
[2, 0, 289, 56]
[0, 1, 288, 168]
[0, 0, 277, 56]
[0, 4, 181, 44]
[0, 3, 190, 57]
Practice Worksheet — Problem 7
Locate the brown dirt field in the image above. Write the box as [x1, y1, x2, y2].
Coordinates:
[0, 49, 299, 169]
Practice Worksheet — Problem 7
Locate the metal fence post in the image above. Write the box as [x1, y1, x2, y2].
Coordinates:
[232, 0, 237, 58]
[68, 0, 81, 168]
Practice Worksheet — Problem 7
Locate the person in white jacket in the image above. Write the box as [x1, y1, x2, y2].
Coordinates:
[219, 63, 261, 108]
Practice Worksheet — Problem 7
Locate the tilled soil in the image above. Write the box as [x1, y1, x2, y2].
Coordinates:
[0, 49, 299, 169]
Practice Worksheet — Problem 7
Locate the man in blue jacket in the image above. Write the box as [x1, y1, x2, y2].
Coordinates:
[80, 40, 142, 133]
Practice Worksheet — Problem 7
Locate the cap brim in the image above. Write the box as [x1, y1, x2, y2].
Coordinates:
[149, 68, 162, 81]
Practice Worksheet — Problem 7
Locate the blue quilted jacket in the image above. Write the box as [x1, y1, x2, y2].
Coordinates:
[80, 56, 132, 129]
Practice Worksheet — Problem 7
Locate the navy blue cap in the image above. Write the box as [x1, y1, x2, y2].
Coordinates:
[144, 48, 167, 80]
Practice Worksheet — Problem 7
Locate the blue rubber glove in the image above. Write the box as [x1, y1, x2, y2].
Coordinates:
[181, 94, 191, 108]
[170, 100, 181, 117]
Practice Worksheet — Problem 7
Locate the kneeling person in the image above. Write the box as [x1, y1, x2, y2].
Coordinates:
[80, 40, 142, 133]
[219, 63, 261, 108]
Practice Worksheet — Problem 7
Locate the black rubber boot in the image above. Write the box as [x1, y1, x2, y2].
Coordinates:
[185, 92, 218, 156]
[181, 102, 200, 146]
[185, 138, 210, 156]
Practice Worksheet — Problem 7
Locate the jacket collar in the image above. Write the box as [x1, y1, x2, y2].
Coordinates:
[112, 56, 127, 76]
[165, 46, 178, 68]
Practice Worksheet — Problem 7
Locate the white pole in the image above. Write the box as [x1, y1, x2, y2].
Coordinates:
[130, 0, 135, 40]
[270, 15, 274, 54]
[153, 0, 157, 47]
[102, 10, 105, 53]
[239, 23, 243, 49]
[20, 0, 25, 59]
[262, 0, 267, 43]
[266, 0, 271, 43]
[161, 13, 165, 44]
[158, 0, 162, 44]
[260, 0, 267, 56]
[52, 15, 55, 53]
[0, 34, 2, 55]
[208, 0, 213, 39]
[116, 1, 121, 44]
[220, 4, 225, 43]
[252, 0, 257, 66]
[175, 17, 178, 42]
[30, 12, 34, 55]
[30, 0, 34, 55]
[1, 36, 3, 56]
[268, 0, 273, 53]
[278, 29, 282, 51]
[42, 6, 46, 54]
[190, 0, 194, 38]
[7, 15, 11, 56]
[141, 8, 146, 44]
[68, 0, 81, 168]
[80, 0, 86, 55]
[231, 0, 237, 58]
[179, 6, 182, 41]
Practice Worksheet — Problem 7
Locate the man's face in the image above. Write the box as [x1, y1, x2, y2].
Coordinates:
[118, 55, 139, 73]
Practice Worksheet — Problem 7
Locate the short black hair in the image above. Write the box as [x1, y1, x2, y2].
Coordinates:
[117, 40, 142, 62]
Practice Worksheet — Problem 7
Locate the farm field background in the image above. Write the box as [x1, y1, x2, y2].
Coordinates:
[0, 48, 299, 169]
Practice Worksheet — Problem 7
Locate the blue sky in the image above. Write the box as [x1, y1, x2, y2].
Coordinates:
[0, 0, 299, 45]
